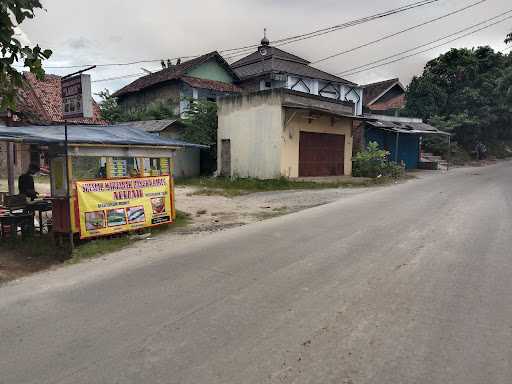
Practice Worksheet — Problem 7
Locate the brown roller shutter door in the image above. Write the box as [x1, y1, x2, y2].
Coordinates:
[299, 132, 345, 177]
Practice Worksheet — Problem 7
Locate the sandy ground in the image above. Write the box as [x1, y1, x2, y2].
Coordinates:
[174, 185, 376, 233]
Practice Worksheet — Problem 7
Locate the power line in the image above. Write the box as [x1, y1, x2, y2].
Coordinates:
[341, 14, 512, 77]
[311, 0, 488, 65]
[91, 73, 148, 83]
[33, 0, 440, 70]
[224, 0, 441, 61]
[337, 9, 512, 75]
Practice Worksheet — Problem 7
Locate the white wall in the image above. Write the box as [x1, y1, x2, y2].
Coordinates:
[287, 76, 364, 116]
[218, 93, 283, 179]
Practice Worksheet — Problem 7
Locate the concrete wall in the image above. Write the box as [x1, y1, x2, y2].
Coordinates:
[159, 130, 200, 178]
[218, 92, 283, 179]
[281, 111, 353, 177]
[185, 60, 234, 83]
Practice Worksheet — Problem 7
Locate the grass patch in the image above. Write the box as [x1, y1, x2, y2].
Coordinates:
[67, 210, 192, 264]
[176, 176, 390, 197]
[0, 234, 68, 260]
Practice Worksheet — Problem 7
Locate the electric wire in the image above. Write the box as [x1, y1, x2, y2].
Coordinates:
[341, 14, 512, 77]
[336, 9, 512, 75]
[311, 0, 487, 65]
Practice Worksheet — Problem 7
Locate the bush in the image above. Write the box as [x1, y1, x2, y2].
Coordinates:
[353, 142, 404, 179]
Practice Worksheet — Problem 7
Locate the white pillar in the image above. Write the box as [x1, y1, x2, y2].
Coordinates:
[6, 142, 15, 195]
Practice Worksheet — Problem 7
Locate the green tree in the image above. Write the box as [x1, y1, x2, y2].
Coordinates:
[97, 90, 177, 123]
[0, 0, 52, 109]
[182, 99, 218, 174]
[404, 46, 512, 154]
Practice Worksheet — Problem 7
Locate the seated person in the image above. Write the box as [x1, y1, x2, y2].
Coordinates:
[18, 163, 39, 200]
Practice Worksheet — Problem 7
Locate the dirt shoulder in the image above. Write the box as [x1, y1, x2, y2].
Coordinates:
[0, 175, 406, 284]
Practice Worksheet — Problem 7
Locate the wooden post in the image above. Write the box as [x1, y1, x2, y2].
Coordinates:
[6, 142, 15, 195]
[64, 122, 74, 251]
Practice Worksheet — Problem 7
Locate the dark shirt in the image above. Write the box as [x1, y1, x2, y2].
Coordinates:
[18, 173, 36, 199]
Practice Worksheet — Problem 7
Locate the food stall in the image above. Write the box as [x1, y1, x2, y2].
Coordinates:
[0, 124, 203, 242]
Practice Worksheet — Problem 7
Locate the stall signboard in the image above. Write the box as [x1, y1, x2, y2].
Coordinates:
[61, 74, 93, 118]
[76, 176, 172, 239]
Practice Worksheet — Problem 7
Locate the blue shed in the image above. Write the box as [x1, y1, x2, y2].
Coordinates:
[365, 126, 420, 169]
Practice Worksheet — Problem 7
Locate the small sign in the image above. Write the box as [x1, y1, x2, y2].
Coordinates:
[61, 74, 93, 118]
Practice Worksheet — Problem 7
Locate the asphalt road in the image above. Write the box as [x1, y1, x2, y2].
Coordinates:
[1, 162, 512, 384]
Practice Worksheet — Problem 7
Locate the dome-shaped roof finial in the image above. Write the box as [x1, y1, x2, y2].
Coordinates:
[261, 28, 270, 46]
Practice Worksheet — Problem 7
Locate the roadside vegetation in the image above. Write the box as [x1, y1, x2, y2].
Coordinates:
[0, 211, 191, 284]
[352, 142, 405, 178]
[176, 174, 397, 197]
[404, 40, 512, 161]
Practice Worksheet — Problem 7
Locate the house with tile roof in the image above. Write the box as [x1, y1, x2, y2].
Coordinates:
[5, 72, 104, 125]
[0, 72, 105, 177]
[231, 37, 364, 115]
[113, 51, 242, 116]
[361, 78, 406, 113]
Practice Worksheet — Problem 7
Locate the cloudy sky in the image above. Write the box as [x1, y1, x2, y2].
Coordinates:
[19, 0, 512, 96]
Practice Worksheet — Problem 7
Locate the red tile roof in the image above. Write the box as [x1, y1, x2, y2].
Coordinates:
[181, 76, 242, 93]
[112, 51, 240, 98]
[15, 72, 105, 125]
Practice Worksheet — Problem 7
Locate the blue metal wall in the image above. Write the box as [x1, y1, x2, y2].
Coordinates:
[365, 127, 420, 169]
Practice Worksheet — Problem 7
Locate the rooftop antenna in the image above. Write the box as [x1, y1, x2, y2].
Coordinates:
[141, 67, 152, 74]
[160, 60, 166, 69]
[167, 59, 172, 67]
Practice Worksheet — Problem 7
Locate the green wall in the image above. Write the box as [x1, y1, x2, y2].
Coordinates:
[186, 59, 234, 83]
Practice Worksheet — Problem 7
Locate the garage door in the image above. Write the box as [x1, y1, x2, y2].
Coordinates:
[299, 132, 345, 177]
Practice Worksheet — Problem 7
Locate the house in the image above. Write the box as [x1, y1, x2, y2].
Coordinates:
[361, 78, 406, 114]
[0, 72, 104, 178]
[113, 51, 242, 115]
[361, 114, 447, 169]
[231, 36, 364, 115]
[114, 119, 200, 178]
[217, 37, 365, 179]
[218, 89, 356, 179]
[356, 78, 447, 169]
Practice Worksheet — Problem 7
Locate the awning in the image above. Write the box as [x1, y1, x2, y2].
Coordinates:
[365, 120, 449, 135]
[0, 124, 207, 147]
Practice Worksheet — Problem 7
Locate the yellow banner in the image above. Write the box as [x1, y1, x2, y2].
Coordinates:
[76, 176, 173, 239]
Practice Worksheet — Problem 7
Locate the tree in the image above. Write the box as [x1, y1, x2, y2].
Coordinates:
[182, 99, 218, 174]
[404, 46, 512, 154]
[0, 0, 52, 109]
[97, 90, 177, 123]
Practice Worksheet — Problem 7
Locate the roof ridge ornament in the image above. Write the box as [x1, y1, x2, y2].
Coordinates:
[260, 28, 270, 47]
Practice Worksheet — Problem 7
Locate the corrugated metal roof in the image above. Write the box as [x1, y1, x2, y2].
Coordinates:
[115, 119, 181, 133]
[366, 120, 448, 135]
[0, 125, 206, 147]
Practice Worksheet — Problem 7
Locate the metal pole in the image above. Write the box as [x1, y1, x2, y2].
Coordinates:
[64, 121, 74, 251]
[395, 132, 400, 163]
[6, 142, 15, 195]
[447, 135, 451, 171]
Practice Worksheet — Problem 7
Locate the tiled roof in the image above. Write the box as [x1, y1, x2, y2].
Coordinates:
[112, 51, 240, 98]
[15, 72, 105, 125]
[362, 78, 404, 106]
[231, 46, 310, 68]
[181, 76, 242, 92]
[231, 46, 356, 86]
